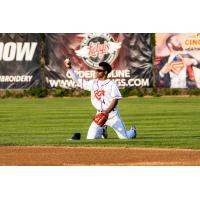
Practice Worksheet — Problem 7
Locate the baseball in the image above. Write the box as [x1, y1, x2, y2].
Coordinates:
[64, 58, 71, 68]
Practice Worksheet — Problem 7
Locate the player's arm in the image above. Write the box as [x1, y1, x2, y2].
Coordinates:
[159, 54, 178, 77]
[159, 62, 172, 77]
[104, 82, 122, 114]
[64, 57, 92, 91]
[104, 99, 118, 114]
[94, 99, 118, 126]
[64, 58, 79, 83]
[182, 57, 199, 67]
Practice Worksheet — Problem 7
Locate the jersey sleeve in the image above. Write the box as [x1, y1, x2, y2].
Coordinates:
[68, 68, 93, 91]
[110, 81, 122, 100]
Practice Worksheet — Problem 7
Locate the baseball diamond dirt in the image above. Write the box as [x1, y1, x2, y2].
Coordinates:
[0, 146, 200, 166]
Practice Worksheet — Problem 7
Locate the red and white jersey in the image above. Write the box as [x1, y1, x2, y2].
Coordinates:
[68, 69, 122, 111]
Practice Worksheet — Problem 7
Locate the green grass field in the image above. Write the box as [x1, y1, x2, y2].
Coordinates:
[0, 96, 200, 149]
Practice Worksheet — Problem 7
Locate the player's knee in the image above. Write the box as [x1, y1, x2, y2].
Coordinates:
[118, 135, 128, 139]
[86, 135, 95, 139]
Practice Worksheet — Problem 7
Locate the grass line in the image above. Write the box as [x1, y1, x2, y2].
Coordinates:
[0, 97, 200, 149]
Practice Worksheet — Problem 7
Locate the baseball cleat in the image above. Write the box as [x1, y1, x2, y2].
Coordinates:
[130, 125, 137, 139]
[101, 126, 108, 139]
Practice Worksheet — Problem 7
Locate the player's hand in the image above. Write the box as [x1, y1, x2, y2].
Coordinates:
[93, 112, 108, 127]
[64, 57, 72, 69]
[182, 58, 198, 66]
[160, 62, 172, 74]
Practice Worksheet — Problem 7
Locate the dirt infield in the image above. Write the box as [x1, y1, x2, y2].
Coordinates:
[0, 146, 200, 166]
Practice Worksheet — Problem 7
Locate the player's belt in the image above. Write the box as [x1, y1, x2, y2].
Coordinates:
[97, 108, 116, 112]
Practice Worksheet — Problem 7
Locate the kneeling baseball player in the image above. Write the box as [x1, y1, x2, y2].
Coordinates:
[64, 58, 137, 139]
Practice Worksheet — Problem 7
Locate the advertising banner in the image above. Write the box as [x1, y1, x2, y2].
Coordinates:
[155, 33, 200, 88]
[45, 33, 153, 88]
[0, 33, 41, 89]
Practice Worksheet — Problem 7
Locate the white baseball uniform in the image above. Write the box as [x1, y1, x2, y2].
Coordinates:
[68, 68, 136, 139]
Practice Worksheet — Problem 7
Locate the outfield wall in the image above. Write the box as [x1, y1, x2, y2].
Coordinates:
[1, 33, 200, 90]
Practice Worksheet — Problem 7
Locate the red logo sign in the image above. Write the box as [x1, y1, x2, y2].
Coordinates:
[88, 42, 109, 58]
[75, 33, 121, 69]
[94, 89, 105, 101]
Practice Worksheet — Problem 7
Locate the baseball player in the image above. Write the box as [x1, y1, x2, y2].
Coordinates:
[64, 58, 137, 139]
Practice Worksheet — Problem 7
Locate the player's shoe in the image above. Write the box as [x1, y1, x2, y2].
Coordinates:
[101, 126, 108, 139]
[130, 124, 137, 139]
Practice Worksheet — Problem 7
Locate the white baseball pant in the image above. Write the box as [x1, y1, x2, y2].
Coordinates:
[87, 112, 135, 139]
